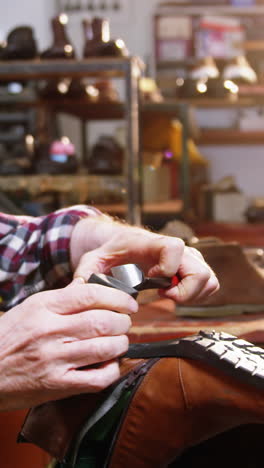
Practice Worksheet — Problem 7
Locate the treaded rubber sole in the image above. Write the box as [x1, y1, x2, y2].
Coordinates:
[125, 330, 264, 390]
[175, 304, 264, 317]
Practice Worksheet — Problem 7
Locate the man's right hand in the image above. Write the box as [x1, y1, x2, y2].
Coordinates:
[0, 278, 137, 411]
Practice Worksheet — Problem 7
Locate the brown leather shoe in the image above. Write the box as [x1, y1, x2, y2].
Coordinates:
[40, 14, 75, 99]
[109, 353, 264, 467]
[83, 17, 129, 58]
[0, 26, 37, 60]
[41, 14, 75, 59]
[177, 241, 264, 317]
[88, 135, 123, 175]
[19, 331, 264, 467]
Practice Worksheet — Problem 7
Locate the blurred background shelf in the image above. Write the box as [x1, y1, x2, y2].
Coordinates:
[95, 199, 183, 216]
[0, 57, 143, 224]
[0, 57, 144, 80]
[156, 5, 264, 16]
[175, 98, 262, 108]
[197, 129, 264, 145]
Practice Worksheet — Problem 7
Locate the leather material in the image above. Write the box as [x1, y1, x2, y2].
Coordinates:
[40, 16, 75, 99]
[88, 135, 123, 175]
[93, 80, 119, 102]
[83, 18, 128, 58]
[109, 358, 264, 468]
[19, 358, 144, 461]
[18, 331, 264, 467]
[189, 242, 264, 307]
[0, 26, 37, 60]
[41, 17, 75, 59]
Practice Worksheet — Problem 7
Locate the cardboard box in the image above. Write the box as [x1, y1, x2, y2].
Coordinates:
[200, 187, 248, 222]
[143, 166, 171, 203]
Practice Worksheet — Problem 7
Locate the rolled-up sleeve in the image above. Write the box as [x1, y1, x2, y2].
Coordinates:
[0, 205, 99, 311]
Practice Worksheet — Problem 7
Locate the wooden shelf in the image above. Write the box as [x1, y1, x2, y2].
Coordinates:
[0, 98, 191, 120]
[156, 5, 264, 16]
[176, 97, 259, 108]
[38, 100, 190, 120]
[0, 174, 124, 195]
[0, 57, 143, 81]
[197, 129, 264, 145]
[40, 100, 125, 120]
[0, 174, 183, 215]
[96, 199, 183, 215]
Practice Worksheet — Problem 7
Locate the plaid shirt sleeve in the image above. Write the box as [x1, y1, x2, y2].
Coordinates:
[0, 205, 101, 311]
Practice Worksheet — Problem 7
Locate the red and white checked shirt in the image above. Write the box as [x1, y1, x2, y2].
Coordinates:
[0, 205, 99, 311]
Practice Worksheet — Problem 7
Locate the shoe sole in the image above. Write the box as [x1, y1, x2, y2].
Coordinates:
[175, 304, 264, 317]
[126, 330, 264, 390]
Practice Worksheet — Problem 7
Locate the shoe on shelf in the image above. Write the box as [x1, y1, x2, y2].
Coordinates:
[245, 198, 264, 223]
[38, 77, 86, 99]
[139, 77, 163, 102]
[190, 57, 220, 81]
[223, 56, 257, 85]
[40, 14, 75, 98]
[160, 219, 195, 242]
[0, 26, 37, 60]
[177, 239, 264, 317]
[38, 77, 119, 101]
[19, 330, 264, 467]
[34, 137, 79, 175]
[41, 14, 75, 59]
[178, 57, 230, 99]
[88, 135, 123, 175]
[92, 79, 119, 102]
[83, 17, 129, 58]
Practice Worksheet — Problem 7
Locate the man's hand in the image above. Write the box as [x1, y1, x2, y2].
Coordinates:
[0, 280, 137, 411]
[72, 219, 219, 304]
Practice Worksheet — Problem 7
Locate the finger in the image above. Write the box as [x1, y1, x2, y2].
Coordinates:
[162, 247, 218, 303]
[187, 274, 220, 303]
[163, 270, 219, 303]
[41, 283, 138, 315]
[64, 360, 121, 393]
[74, 232, 185, 280]
[61, 309, 132, 340]
[61, 335, 129, 369]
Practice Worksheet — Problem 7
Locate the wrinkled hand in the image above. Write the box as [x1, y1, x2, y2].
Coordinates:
[74, 227, 219, 304]
[0, 280, 137, 411]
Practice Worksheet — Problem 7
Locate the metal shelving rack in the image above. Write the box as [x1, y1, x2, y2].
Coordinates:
[0, 57, 142, 225]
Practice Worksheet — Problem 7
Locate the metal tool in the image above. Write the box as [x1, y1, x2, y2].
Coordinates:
[88, 264, 179, 298]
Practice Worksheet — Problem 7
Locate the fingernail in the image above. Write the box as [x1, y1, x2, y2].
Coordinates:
[129, 299, 139, 313]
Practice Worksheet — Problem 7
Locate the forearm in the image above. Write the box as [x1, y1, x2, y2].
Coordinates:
[0, 205, 99, 310]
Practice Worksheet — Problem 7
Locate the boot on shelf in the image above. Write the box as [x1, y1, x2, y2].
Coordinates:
[83, 17, 129, 58]
[39, 14, 78, 98]
[177, 57, 228, 99]
[92, 79, 119, 102]
[41, 14, 75, 59]
[88, 134, 123, 175]
[0, 26, 37, 60]
[223, 56, 257, 85]
[34, 137, 79, 175]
